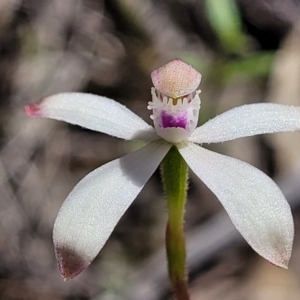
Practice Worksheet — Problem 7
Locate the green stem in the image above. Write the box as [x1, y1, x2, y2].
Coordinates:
[161, 146, 190, 300]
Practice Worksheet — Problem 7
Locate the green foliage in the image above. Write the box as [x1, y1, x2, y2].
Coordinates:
[205, 0, 246, 54]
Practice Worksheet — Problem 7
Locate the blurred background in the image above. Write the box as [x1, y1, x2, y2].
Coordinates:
[1, 0, 300, 299]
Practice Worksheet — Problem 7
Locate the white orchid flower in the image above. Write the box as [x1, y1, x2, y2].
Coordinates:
[25, 59, 300, 280]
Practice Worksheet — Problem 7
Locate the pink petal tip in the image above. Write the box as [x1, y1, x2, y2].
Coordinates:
[267, 251, 290, 269]
[268, 259, 289, 270]
[24, 103, 42, 117]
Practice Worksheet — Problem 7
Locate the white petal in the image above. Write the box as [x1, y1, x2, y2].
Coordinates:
[25, 92, 158, 141]
[191, 103, 300, 143]
[178, 142, 294, 267]
[53, 140, 171, 280]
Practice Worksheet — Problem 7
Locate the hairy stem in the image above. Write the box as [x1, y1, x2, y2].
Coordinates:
[161, 146, 190, 300]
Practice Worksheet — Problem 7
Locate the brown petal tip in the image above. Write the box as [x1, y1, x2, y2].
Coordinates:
[55, 245, 90, 281]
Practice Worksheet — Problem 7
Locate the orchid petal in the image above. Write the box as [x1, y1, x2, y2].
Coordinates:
[191, 103, 300, 144]
[25, 93, 158, 141]
[178, 142, 294, 268]
[53, 140, 171, 280]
